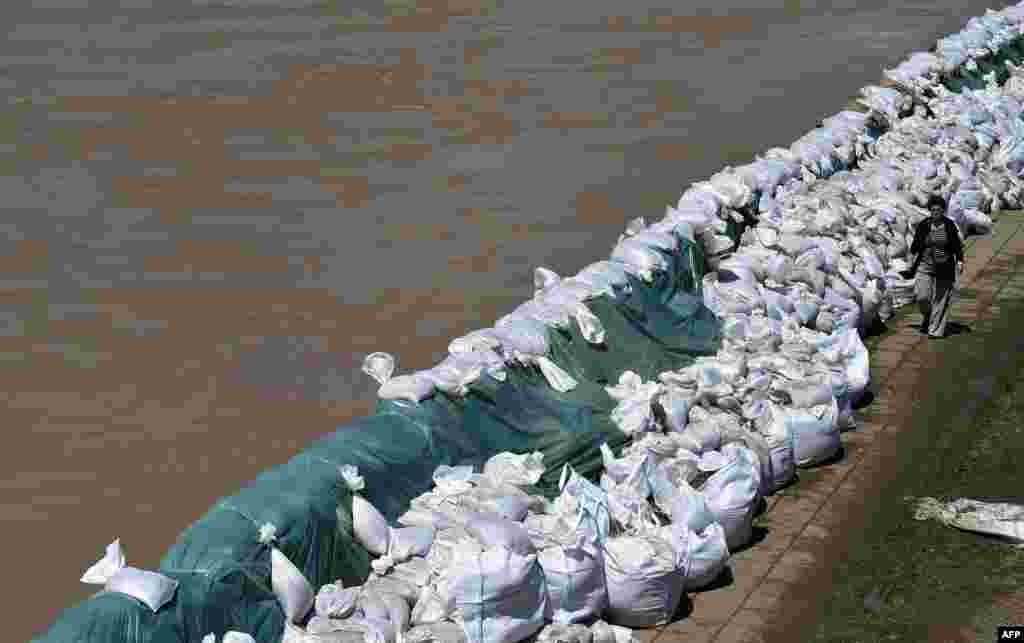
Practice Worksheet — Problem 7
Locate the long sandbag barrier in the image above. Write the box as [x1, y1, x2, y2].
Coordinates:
[31, 5, 1024, 642]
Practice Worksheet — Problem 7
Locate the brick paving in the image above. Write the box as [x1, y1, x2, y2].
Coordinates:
[629, 210, 1024, 643]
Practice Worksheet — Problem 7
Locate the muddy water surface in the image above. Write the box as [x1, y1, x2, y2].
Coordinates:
[1, 0, 1012, 638]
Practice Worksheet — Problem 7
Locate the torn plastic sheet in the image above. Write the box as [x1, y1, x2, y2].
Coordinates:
[912, 497, 1024, 544]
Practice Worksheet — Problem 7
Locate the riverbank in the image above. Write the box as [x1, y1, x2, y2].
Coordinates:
[15, 5, 1006, 639]
[623, 210, 1024, 643]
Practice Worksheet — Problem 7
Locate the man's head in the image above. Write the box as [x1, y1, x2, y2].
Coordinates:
[926, 195, 947, 219]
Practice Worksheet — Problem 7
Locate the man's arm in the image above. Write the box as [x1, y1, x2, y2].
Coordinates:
[949, 219, 965, 267]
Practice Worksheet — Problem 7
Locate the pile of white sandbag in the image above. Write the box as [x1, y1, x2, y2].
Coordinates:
[283, 445, 731, 643]
[302, 7, 1024, 643]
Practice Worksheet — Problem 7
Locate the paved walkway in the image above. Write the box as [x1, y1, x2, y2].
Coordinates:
[631, 209, 1024, 643]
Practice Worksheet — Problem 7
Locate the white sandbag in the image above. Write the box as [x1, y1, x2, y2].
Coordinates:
[388, 559, 432, 590]
[538, 513, 607, 624]
[602, 533, 686, 628]
[377, 372, 436, 404]
[745, 315, 783, 353]
[813, 329, 870, 401]
[343, 467, 392, 556]
[724, 433, 774, 499]
[410, 584, 455, 626]
[576, 261, 632, 290]
[103, 567, 179, 614]
[534, 267, 561, 296]
[788, 264, 827, 297]
[569, 302, 606, 345]
[619, 216, 648, 240]
[309, 617, 395, 643]
[600, 444, 654, 496]
[609, 382, 662, 435]
[423, 355, 486, 398]
[698, 230, 737, 257]
[203, 633, 254, 643]
[359, 587, 394, 623]
[760, 403, 797, 493]
[449, 329, 503, 357]
[675, 188, 723, 220]
[760, 285, 796, 321]
[482, 451, 545, 488]
[702, 274, 763, 316]
[610, 238, 668, 281]
[963, 209, 994, 234]
[603, 483, 660, 535]
[554, 465, 612, 542]
[611, 396, 660, 437]
[605, 370, 644, 401]
[315, 582, 360, 619]
[293, 618, 388, 643]
[624, 433, 683, 463]
[589, 621, 638, 643]
[468, 479, 541, 522]
[524, 513, 575, 550]
[450, 349, 507, 384]
[775, 372, 833, 408]
[363, 353, 396, 386]
[388, 526, 436, 563]
[272, 546, 316, 623]
[695, 356, 747, 388]
[449, 544, 548, 643]
[697, 450, 730, 474]
[365, 353, 437, 404]
[366, 575, 421, 606]
[657, 387, 694, 433]
[405, 623, 467, 643]
[790, 287, 822, 327]
[515, 299, 572, 331]
[377, 590, 412, 638]
[658, 208, 702, 242]
[703, 170, 755, 209]
[680, 522, 730, 591]
[717, 254, 761, 284]
[433, 464, 474, 489]
[465, 514, 536, 556]
[81, 539, 180, 614]
[492, 316, 549, 357]
[537, 624, 594, 643]
[678, 420, 722, 454]
[701, 454, 760, 551]
[631, 228, 679, 253]
[649, 454, 702, 517]
[664, 478, 716, 534]
[784, 397, 841, 467]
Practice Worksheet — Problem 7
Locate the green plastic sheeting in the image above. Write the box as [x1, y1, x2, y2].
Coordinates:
[941, 35, 1024, 93]
[161, 454, 372, 589]
[548, 237, 719, 386]
[31, 225, 720, 643]
[31, 563, 284, 643]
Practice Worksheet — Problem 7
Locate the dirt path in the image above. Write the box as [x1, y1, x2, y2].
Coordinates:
[748, 211, 1024, 642]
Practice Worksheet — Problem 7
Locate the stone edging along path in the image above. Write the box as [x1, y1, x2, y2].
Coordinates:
[621, 210, 1024, 643]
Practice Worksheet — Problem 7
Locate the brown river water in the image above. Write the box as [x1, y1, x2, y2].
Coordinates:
[1, 0, 1012, 638]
